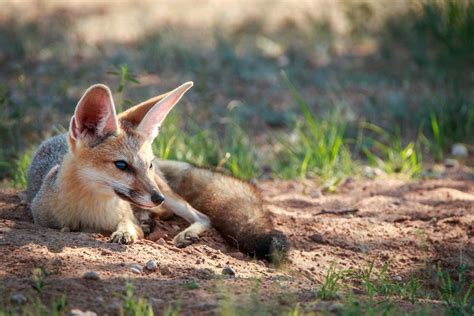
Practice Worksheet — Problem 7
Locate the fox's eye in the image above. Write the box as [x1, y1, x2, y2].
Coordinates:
[149, 162, 153, 169]
[114, 160, 128, 171]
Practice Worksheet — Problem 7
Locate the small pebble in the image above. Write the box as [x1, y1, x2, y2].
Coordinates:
[11, 293, 27, 304]
[392, 275, 402, 282]
[83, 271, 100, 280]
[222, 266, 235, 276]
[107, 302, 123, 314]
[68, 309, 97, 316]
[51, 258, 62, 266]
[229, 252, 245, 260]
[328, 302, 343, 312]
[131, 264, 142, 270]
[161, 266, 171, 275]
[309, 234, 325, 243]
[77, 233, 90, 240]
[157, 238, 166, 245]
[130, 267, 142, 274]
[362, 166, 386, 178]
[451, 143, 468, 158]
[95, 296, 104, 304]
[145, 260, 157, 271]
[443, 158, 459, 168]
[310, 190, 323, 198]
[150, 297, 164, 305]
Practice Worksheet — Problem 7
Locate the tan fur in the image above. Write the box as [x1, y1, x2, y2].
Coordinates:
[31, 132, 152, 241]
[156, 160, 289, 262]
[118, 94, 167, 127]
[28, 82, 198, 245]
[28, 82, 289, 259]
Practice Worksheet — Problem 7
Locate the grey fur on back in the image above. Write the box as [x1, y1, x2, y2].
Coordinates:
[27, 134, 69, 203]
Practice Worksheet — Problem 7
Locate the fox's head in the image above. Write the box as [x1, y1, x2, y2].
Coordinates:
[67, 81, 193, 208]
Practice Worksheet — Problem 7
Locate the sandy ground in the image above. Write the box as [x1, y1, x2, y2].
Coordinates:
[0, 174, 473, 314]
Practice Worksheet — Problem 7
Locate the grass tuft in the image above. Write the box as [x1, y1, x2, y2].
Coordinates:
[317, 263, 345, 300]
[122, 283, 154, 316]
[153, 113, 258, 180]
[436, 263, 474, 314]
[277, 72, 355, 181]
[360, 122, 423, 177]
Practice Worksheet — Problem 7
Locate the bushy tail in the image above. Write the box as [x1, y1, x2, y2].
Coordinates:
[157, 160, 290, 264]
[237, 229, 290, 264]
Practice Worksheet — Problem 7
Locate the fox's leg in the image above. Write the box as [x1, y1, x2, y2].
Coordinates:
[153, 173, 210, 247]
[110, 215, 144, 245]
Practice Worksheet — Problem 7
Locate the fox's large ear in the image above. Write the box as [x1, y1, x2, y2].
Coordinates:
[69, 84, 118, 141]
[131, 82, 193, 141]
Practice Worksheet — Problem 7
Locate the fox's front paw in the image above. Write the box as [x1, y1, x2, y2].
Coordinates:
[110, 230, 137, 244]
[173, 230, 199, 248]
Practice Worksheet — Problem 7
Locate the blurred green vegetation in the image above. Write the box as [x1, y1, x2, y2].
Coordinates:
[0, 0, 473, 187]
[2, 262, 471, 315]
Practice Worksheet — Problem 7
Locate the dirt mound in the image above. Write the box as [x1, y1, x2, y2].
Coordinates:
[1, 178, 473, 314]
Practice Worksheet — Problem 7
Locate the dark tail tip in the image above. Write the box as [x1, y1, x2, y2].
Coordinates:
[253, 230, 290, 265]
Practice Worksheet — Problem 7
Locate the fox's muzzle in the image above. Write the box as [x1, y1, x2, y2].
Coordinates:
[150, 190, 165, 205]
[113, 187, 165, 209]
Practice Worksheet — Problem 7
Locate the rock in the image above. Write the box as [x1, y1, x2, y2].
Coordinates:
[444, 158, 459, 168]
[328, 302, 343, 312]
[451, 143, 468, 158]
[229, 252, 245, 260]
[309, 233, 325, 244]
[392, 275, 402, 282]
[131, 264, 142, 270]
[363, 166, 385, 178]
[77, 233, 90, 240]
[157, 238, 166, 245]
[145, 260, 157, 271]
[131, 267, 142, 274]
[107, 302, 123, 315]
[51, 258, 63, 266]
[68, 309, 97, 316]
[83, 271, 100, 280]
[222, 266, 235, 276]
[11, 293, 27, 304]
[150, 297, 164, 305]
[309, 189, 323, 198]
[161, 266, 171, 276]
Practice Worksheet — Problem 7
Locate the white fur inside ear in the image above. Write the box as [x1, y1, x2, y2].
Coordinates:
[71, 84, 119, 139]
[148, 124, 160, 140]
[69, 116, 78, 140]
[95, 108, 113, 137]
[137, 81, 193, 140]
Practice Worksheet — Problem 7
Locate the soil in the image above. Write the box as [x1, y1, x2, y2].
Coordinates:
[1, 175, 473, 314]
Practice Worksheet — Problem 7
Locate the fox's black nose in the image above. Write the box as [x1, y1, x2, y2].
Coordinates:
[150, 191, 165, 205]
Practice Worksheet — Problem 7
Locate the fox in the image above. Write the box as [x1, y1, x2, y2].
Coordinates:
[26, 82, 289, 262]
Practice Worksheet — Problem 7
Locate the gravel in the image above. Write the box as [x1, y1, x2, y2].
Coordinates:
[145, 260, 157, 271]
[82, 271, 100, 280]
[11, 293, 27, 304]
[222, 266, 235, 276]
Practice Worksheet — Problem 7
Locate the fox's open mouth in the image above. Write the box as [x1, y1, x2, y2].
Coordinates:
[113, 189, 156, 209]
